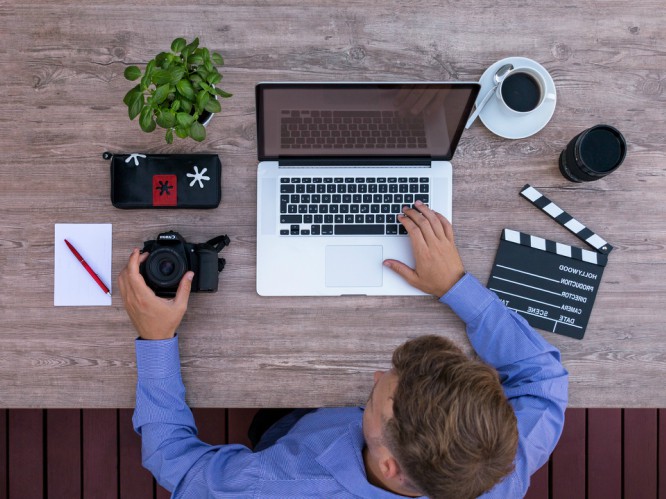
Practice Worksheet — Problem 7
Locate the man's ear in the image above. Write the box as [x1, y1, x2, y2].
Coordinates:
[379, 455, 401, 480]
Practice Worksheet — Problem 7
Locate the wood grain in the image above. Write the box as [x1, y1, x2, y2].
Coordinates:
[0, 1, 665, 407]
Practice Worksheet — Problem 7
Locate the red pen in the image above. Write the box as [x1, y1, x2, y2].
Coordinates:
[64, 239, 111, 296]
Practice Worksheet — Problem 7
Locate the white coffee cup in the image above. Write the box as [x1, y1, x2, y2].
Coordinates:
[496, 67, 556, 114]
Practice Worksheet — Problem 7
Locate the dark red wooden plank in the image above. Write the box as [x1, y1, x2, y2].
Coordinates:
[156, 481, 171, 499]
[624, 408, 658, 499]
[119, 408, 153, 499]
[658, 409, 666, 499]
[192, 408, 227, 445]
[524, 461, 549, 499]
[227, 409, 259, 448]
[0, 410, 7, 499]
[551, 407, 586, 499]
[46, 409, 81, 498]
[8, 409, 43, 499]
[587, 408, 621, 499]
[82, 409, 118, 499]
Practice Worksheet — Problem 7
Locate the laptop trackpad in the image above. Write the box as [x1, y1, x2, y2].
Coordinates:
[325, 246, 383, 288]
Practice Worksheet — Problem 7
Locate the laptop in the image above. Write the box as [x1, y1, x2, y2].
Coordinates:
[256, 82, 480, 296]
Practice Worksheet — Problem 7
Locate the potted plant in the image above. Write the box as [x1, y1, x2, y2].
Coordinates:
[123, 37, 231, 143]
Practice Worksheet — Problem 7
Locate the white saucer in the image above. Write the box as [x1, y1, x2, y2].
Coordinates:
[476, 57, 556, 139]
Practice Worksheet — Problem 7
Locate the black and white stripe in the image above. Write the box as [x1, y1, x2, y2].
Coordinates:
[520, 184, 613, 255]
[502, 228, 608, 266]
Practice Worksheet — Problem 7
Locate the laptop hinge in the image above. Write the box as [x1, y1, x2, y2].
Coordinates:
[278, 157, 431, 167]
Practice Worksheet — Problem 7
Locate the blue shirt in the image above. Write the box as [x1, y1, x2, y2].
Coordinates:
[133, 274, 568, 498]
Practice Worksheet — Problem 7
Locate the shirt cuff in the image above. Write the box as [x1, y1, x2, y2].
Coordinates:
[439, 273, 495, 324]
[135, 335, 181, 379]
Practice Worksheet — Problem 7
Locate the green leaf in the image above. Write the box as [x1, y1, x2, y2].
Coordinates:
[207, 72, 222, 85]
[204, 61, 214, 72]
[171, 99, 181, 112]
[123, 84, 140, 106]
[140, 73, 151, 92]
[176, 79, 195, 100]
[200, 81, 213, 93]
[155, 52, 169, 67]
[153, 83, 170, 104]
[176, 112, 195, 127]
[204, 98, 221, 114]
[196, 68, 209, 81]
[165, 128, 174, 144]
[196, 90, 210, 113]
[190, 121, 206, 142]
[171, 37, 187, 53]
[124, 66, 142, 81]
[202, 48, 210, 62]
[139, 107, 156, 133]
[211, 52, 224, 66]
[180, 98, 193, 114]
[215, 88, 233, 98]
[175, 126, 189, 139]
[128, 93, 144, 120]
[168, 66, 185, 84]
[190, 55, 204, 66]
[189, 74, 202, 85]
[156, 110, 176, 129]
[152, 69, 172, 85]
[186, 37, 200, 53]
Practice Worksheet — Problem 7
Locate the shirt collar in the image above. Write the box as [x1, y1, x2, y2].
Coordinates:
[315, 419, 425, 499]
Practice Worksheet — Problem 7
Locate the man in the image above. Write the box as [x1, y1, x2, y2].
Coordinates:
[119, 201, 568, 498]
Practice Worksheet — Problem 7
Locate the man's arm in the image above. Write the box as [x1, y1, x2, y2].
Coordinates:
[442, 273, 568, 495]
[385, 202, 568, 495]
[118, 250, 256, 495]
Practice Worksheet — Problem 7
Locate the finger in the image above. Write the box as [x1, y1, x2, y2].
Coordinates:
[402, 205, 438, 245]
[127, 248, 142, 275]
[435, 212, 455, 243]
[397, 213, 427, 250]
[383, 259, 419, 285]
[174, 271, 194, 309]
[413, 201, 446, 239]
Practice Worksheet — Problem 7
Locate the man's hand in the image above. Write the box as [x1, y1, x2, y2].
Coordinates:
[384, 201, 465, 297]
[118, 248, 194, 340]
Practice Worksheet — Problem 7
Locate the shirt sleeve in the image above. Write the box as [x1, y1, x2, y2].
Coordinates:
[440, 273, 569, 497]
[132, 336, 257, 497]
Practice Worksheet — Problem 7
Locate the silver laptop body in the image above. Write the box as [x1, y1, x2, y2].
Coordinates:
[256, 82, 479, 296]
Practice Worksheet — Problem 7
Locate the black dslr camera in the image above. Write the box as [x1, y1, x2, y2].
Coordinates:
[139, 231, 230, 297]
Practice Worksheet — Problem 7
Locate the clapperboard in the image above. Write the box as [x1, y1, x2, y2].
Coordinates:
[487, 185, 612, 339]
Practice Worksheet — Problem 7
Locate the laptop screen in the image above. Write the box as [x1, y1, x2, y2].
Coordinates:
[256, 83, 479, 161]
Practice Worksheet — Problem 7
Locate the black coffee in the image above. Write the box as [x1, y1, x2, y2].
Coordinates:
[579, 128, 623, 172]
[501, 72, 541, 112]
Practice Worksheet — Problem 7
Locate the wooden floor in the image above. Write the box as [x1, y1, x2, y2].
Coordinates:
[1, 408, 665, 498]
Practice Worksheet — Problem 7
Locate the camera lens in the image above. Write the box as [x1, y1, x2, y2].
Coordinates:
[145, 247, 187, 289]
[158, 260, 176, 276]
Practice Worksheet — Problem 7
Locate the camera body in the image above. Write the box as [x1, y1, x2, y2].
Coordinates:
[139, 231, 228, 297]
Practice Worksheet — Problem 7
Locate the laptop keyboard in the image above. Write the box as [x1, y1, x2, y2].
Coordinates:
[279, 177, 430, 236]
[280, 110, 428, 150]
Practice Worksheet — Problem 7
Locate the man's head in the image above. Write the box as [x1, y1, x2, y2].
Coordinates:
[362, 335, 518, 499]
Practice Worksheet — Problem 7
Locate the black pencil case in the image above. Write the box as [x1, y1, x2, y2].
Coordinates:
[104, 152, 222, 209]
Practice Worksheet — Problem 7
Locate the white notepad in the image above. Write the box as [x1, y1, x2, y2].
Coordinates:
[54, 224, 112, 306]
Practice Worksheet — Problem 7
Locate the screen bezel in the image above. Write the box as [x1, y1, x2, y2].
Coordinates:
[256, 82, 480, 162]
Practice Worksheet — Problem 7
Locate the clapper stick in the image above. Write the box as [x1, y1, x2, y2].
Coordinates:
[487, 185, 612, 339]
[520, 184, 613, 254]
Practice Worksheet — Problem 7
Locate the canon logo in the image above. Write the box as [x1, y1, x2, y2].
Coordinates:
[159, 234, 177, 240]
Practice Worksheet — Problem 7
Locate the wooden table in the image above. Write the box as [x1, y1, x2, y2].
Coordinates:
[1, 1, 664, 408]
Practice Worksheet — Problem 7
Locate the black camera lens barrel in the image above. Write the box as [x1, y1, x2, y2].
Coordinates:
[145, 247, 188, 289]
[559, 124, 626, 182]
